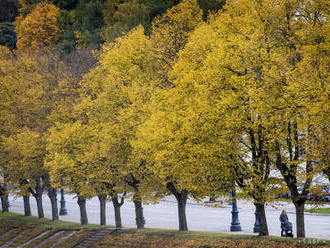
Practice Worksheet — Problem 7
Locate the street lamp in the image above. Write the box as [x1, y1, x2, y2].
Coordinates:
[253, 208, 259, 233]
[230, 186, 242, 231]
[59, 188, 68, 216]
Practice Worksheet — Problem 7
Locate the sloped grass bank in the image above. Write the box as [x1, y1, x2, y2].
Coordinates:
[0, 211, 103, 229]
[0, 212, 101, 248]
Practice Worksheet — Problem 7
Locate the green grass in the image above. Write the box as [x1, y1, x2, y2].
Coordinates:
[0, 211, 112, 230]
[124, 228, 329, 243]
[306, 208, 330, 214]
[128, 228, 254, 240]
[276, 198, 328, 205]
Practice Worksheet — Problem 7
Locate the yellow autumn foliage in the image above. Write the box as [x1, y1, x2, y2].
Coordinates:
[15, 3, 61, 51]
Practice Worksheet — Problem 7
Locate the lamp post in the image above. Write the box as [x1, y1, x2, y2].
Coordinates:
[253, 209, 259, 233]
[59, 188, 68, 216]
[230, 187, 242, 231]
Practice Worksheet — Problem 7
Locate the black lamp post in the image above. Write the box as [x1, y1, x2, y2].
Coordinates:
[253, 209, 259, 233]
[59, 188, 68, 216]
[230, 187, 242, 231]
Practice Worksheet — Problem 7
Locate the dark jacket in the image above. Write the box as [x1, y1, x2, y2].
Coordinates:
[280, 214, 288, 225]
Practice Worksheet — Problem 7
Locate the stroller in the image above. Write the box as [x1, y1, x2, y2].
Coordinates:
[281, 221, 293, 237]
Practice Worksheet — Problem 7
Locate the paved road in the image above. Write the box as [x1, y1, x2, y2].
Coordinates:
[6, 194, 330, 240]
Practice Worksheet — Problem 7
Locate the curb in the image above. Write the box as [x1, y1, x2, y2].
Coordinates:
[287, 211, 330, 217]
[160, 199, 233, 209]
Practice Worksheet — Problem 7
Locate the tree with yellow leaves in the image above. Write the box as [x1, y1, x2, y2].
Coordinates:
[44, 47, 99, 224]
[150, 0, 203, 87]
[132, 0, 233, 231]
[0, 46, 14, 213]
[75, 25, 161, 228]
[15, 2, 61, 50]
[127, 0, 206, 231]
[46, 122, 98, 225]
[257, 0, 329, 238]
[3, 130, 47, 218]
[168, 0, 328, 237]
[134, 86, 234, 231]
[222, 0, 329, 238]
[0, 50, 55, 219]
[72, 2, 203, 225]
[149, 0, 279, 233]
[0, 49, 76, 220]
[160, 0, 267, 235]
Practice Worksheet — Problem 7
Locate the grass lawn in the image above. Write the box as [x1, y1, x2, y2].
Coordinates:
[276, 198, 328, 205]
[0, 211, 329, 247]
[306, 208, 330, 214]
[0, 211, 110, 229]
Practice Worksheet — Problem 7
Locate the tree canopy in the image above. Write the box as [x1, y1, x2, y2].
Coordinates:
[0, 0, 328, 238]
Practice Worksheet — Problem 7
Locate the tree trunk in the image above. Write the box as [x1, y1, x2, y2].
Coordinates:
[1, 195, 9, 212]
[125, 174, 144, 228]
[294, 201, 305, 238]
[77, 197, 88, 225]
[112, 197, 123, 229]
[167, 182, 188, 231]
[133, 199, 145, 229]
[23, 195, 31, 216]
[255, 203, 268, 236]
[35, 193, 44, 218]
[29, 179, 44, 219]
[47, 188, 58, 221]
[114, 205, 122, 228]
[0, 183, 9, 212]
[177, 192, 188, 231]
[98, 194, 106, 226]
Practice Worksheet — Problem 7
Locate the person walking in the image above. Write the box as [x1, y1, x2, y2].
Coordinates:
[280, 209, 289, 236]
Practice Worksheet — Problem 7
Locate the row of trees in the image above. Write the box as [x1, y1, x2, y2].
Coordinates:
[0, 0, 328, 239]
[0, 0, 225, 51]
